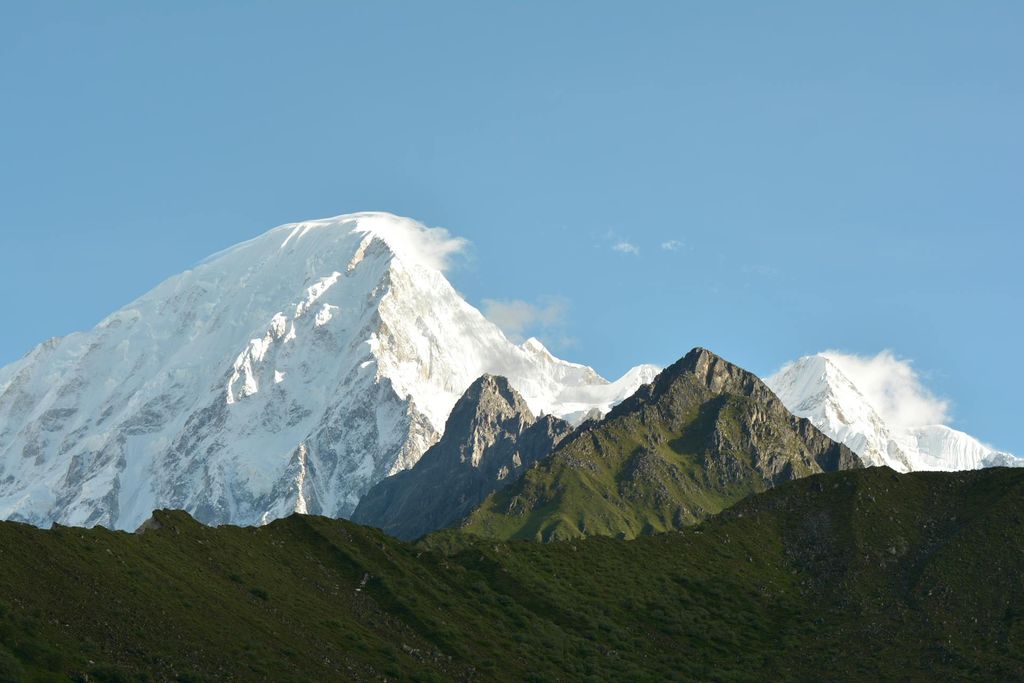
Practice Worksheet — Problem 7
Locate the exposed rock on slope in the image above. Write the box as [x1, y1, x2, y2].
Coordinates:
[462, 347, 862, 541]
[352, 375, 571, 540]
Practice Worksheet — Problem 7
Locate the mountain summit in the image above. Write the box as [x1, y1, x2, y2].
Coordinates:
[351, 374, 572, 540]
[462, 347, 861, 541]
[766, 354, 1020, 471]
[0, 213, 657, 530]
[765, 355, 914, 471]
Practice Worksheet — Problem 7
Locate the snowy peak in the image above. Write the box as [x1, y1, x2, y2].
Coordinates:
[521, 337, 552, 357]
[766, 355, 912, 471]
[0, 212, 658, 531]
[767, 353, 1019, 472]
[899, 424, 1019, 472]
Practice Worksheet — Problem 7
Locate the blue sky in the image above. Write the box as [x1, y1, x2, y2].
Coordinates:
[1, 2, 1021, 452]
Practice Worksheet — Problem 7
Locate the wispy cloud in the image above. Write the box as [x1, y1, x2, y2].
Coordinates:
[821, 350, 951, 430]
[481, 296, 571, 345]
[612, 241, 640, 255]
[660, 240, 684, 252]
[357, 215, 469, 272]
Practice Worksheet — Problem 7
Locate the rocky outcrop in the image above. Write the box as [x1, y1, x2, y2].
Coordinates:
[351, 375, 571, 540]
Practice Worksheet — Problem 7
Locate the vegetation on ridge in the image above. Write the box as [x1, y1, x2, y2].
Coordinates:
[0, 467, 1021, 681]
[461, 347, 860, 541]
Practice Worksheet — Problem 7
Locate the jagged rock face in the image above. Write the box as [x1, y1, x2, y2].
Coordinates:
[462, 347, 862, 542]
[0, 213, 657, 530]
[351, 375, 571, 540]
[766, 354, 1020, 471]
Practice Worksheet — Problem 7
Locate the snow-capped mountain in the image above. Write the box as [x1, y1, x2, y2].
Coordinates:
[766, 354, 1020, 472]
[765, 355, 913, 471]
[899, 424, 1020, 471]
[0, 212, 658, 530]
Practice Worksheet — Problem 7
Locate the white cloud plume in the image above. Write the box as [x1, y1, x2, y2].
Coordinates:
[821, 350, 951, 430]
[661, 240, 683, 251]
[357, 213, 469, 272]
[612, 242, 640, 255]
[481, 297, 569, 344]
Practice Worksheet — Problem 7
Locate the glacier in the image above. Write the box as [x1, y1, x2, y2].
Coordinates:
[0, 212, 658, 530]
[766, 354, 1020, 472]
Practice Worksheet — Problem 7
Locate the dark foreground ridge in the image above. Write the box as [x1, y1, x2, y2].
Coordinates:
[1, 467, 1023, 681]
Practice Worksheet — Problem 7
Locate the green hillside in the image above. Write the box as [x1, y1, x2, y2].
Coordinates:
[462, 347, 860, 541]
[0, 467, 1022, 681]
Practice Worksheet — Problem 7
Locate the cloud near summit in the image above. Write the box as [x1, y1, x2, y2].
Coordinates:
[360, 215, 469, 272]
[821, 350, 951, 430]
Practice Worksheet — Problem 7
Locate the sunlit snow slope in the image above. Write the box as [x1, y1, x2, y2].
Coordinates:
[766, 354, 1019, 472]
[0, 213, 657, 530]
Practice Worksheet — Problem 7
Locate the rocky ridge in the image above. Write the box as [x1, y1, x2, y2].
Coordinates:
[461, 347, 862, 541]
[352, 375, 571, 540]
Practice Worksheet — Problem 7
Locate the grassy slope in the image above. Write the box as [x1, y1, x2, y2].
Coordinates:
[0, 468, 1023, 681]
[461, 393, 825, 541]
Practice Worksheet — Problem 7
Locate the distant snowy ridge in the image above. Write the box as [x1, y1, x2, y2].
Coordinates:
[0, 212, 657, 530]
[766, 354, 1020, 472]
